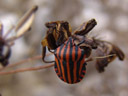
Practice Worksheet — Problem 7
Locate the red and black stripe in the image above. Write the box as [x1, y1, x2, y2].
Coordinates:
[54, 37, 86, 84]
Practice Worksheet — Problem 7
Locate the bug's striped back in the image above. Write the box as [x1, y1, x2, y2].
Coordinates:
[54, 37, 86, 84]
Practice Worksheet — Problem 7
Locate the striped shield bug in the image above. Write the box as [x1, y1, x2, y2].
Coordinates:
[54, 37, 86, 84]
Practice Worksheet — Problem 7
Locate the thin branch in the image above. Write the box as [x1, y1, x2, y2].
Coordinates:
[85, 54, 117, 62]
[0, 53, 52, 71]
[0, 63, 54, 75]
[0, 55, 41, 71]
[3, 25, 15, 39]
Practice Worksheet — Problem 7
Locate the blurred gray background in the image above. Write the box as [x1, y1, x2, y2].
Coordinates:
[0, 0, 128, 96]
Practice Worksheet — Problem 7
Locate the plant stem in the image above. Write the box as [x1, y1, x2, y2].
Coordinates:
[0, 63, 54, 75]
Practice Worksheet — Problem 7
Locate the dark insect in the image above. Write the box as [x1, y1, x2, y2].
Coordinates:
[41, 19, 125, 84]
[0, 6, 38, 67]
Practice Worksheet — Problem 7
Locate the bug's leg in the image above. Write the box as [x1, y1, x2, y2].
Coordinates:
[42, 46, 55, 63]
[74, 19, 97, 35]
